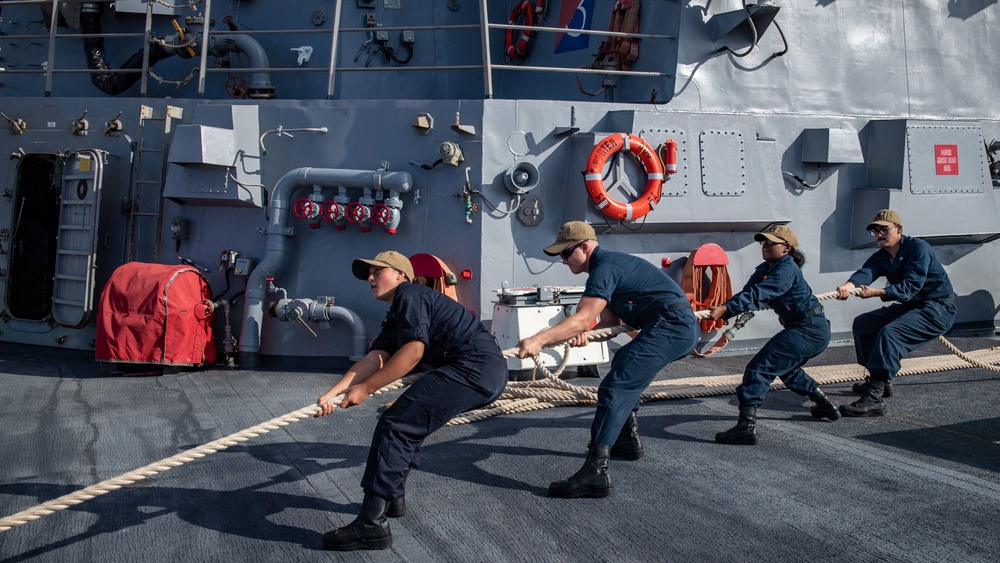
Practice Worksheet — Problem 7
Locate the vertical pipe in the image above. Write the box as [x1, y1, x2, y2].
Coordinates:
[197, 0, 213, 98]
[140, 0, 153, 96]
[44, 0, 59, 97]
[327, 0, 343, 100]
[478, 0, 493, 99]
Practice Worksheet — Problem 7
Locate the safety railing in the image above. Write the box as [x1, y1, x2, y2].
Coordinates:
[476, 0, 676, 99]
[0, 0, 675, 100]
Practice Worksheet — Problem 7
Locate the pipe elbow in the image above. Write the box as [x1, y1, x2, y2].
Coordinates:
[325, 305, 368, 360]
[380, 170, 414, 193]
[209, 33, 275, 98]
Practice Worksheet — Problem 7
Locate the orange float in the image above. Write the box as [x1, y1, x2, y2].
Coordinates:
[583, 133, 665, 221]
[505, 0, 545, 60]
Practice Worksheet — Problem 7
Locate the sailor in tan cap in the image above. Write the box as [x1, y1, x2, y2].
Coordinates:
[517, 221, 698, 498]
[706, 224, 839, 445]
[316, 251, 507, 551]
[835, 209, 956, 417]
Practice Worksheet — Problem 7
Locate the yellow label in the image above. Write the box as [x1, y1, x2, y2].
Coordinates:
[79, 156, 92, 173]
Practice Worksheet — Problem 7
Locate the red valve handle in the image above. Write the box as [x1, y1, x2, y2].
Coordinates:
[293, 198, 316, 219]
[371, 203, 392, 226]
[224, 75, 248, 98]
[345, 202, 367, 224]
[320, 200, 342, 222]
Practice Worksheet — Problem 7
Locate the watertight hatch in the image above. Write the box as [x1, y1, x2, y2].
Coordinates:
[51, 150, 106, 328]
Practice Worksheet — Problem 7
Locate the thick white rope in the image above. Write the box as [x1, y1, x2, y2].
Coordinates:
[2, 288, 993, 532]
[0, 402, 323, 532]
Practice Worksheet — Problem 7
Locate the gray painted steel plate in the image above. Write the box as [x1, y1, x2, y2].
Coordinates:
[700, 129, 746, 196]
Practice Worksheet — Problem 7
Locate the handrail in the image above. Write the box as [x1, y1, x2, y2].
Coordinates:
[2, 0, 671, 100]
[195, 0, 211, 97]
[479, 0, 494, 99]
[140, 0, 155, 96]
[326, 0, 343, 99]
[43, 0, 58, 95]
[476, 0, 675, 98]
[491, 22, 676, 41]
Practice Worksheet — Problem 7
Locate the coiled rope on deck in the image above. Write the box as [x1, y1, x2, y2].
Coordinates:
[2, 288, 997, 532]
[445, 287, 1000, 423]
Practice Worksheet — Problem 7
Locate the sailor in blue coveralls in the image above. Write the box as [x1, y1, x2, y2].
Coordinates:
[835, 209, 956, 417]
[517, 221, 698, 498]
[706, 225, 840, 445]
[315, 251, 507, 551]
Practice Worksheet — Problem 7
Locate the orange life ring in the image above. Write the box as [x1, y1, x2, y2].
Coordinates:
[505, 0, 543, 60]
[584, 133, 664, 221]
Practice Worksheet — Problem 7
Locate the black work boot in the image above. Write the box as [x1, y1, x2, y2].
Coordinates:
[715, 406, 758, 445]
[549, 443, 613, 498]
[386, 468, 410, 518]
[808, 388, 841, 421]
[853, 376, 893, 398]
[609, 411, 644, 460]
[840, 380, 886, 417]
[323, 493, 392, 551]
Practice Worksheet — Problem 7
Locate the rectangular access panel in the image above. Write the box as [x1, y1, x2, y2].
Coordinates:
[851, 120, 1000, 248]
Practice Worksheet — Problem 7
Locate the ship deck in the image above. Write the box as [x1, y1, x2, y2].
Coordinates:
[1, 336, 999, 562]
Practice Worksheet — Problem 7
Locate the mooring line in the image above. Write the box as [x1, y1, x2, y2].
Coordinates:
[2, 288, 995, 532]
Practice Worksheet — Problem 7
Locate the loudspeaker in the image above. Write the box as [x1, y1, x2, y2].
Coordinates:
[503, 161, 539, 194]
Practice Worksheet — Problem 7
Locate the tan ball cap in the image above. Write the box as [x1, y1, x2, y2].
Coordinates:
[866, 209, 902, 231]
[543, 221, 597, 256]
[754, 224, 799, 249]
[352, 251, 414, 282]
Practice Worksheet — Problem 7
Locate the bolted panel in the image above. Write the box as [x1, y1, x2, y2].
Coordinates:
[700, 130, 746, 196]
[637, 127, 689, 196]
[906, 124, 989, 194]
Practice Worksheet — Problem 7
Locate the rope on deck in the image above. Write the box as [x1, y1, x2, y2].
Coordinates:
[0, 403, 323, 532]
[2, 288, 997, 532]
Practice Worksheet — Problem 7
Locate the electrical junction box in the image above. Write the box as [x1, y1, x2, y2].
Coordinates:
[234, 257, 253, 276]
[491, 286, 609, 373]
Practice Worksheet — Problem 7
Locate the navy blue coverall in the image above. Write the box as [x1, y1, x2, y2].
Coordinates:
[361, 283, 507, 501]
[847, 234, 956, 381]
[723, 254, 831, 407]
[583, 246, 699, 446]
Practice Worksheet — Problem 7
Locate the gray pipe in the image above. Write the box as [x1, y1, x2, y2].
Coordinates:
[270, 297, 368, 360]
[239, 167, 413, 367]
[206, 34, 275, 98]
[324, 305, 368, 361]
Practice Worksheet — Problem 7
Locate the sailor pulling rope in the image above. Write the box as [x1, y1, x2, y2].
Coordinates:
[1, 290, 995, 532]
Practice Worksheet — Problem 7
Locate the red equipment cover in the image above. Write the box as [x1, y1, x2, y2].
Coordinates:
[95, 262, 216, 367]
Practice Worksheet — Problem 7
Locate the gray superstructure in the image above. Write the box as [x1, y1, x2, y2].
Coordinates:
[0, 1, 996, 364]
[1, 3, 999, 560]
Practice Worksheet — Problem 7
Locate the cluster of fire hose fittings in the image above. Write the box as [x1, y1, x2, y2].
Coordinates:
[292, 186, 404, 234]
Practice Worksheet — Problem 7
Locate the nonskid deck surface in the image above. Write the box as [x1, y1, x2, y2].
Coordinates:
[1, 338, 998, 562]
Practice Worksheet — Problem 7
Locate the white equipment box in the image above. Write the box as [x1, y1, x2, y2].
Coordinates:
[491, 285, 609, 374]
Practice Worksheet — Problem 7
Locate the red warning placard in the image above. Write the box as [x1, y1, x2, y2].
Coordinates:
[935, 144, 958, 175]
